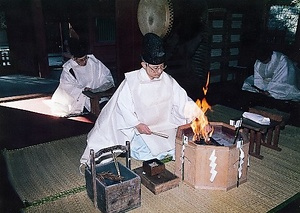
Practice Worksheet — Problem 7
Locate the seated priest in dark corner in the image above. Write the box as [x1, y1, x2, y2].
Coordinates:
[80, 32, 212, 166]
[242, 45, 300, 101]
[51, 38, 115, 117]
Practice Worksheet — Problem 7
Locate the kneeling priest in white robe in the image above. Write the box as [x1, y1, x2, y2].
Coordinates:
[242, 47, 300, 101]
[80, 33, 204, 165]
[51, 38, 115, 117]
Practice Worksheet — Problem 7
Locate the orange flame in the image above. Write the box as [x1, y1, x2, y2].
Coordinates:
[191, 72, 213, 142]
[203, 71, 210, 96]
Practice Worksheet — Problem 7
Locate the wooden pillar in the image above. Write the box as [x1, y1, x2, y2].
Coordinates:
[115, 0, 142, 82]
[5, 2, 37, 76]
[31, 0, 49, 78]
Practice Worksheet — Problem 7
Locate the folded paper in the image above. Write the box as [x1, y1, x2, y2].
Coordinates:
[242, 112, 270, 125]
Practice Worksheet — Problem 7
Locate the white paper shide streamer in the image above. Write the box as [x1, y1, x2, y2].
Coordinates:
[180, 135, 189, 179]
[237, 139, 245, 179]
[209, 149, 217, 182]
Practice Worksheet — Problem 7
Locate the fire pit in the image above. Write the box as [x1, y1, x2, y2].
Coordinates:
[175, 122, 249, 191]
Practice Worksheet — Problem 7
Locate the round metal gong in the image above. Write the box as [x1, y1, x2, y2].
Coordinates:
[137, 0, 174, 38]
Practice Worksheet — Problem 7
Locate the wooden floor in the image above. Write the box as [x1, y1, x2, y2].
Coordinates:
[0, 79, 299, 212]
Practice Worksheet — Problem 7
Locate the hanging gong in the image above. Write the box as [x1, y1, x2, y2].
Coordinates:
[137, 0, 174, 38]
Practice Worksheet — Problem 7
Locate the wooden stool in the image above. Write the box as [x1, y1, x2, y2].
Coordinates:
[242, 118, 280, 159]
[249, 107, 290, 151]
[82, 87, 115, 116]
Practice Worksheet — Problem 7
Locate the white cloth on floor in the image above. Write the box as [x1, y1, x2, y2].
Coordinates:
[242, 112, 270, 125]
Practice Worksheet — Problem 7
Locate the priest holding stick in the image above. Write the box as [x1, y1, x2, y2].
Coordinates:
[80, 33, 209, 164]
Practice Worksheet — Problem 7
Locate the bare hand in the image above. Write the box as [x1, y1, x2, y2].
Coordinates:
[135, 123, 152, 135]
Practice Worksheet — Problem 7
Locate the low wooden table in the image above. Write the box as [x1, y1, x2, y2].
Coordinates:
[249, 106, 290, 128]
[249, 107, 290, 149]
[241, 118, 281, 159]
[241, 106, 290, 159]
[82, 87, 115, 116]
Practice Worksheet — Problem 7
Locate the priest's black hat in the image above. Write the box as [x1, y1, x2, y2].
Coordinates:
[256, 45, 273, 63]
[68, 38, 87, 58]
[141, 33, 165, 65]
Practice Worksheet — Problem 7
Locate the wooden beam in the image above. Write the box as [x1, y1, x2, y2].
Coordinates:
[31, 0, 49, 77]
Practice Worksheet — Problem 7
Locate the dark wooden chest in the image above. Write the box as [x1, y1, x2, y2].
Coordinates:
[85, 161, 141, 213]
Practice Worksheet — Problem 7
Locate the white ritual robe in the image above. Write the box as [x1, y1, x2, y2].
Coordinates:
[242, 51, 300, 101]
[80, 68, 193, 164]
[51, 54, 114, 116]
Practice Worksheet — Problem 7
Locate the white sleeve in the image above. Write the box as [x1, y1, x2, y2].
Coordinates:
[253, 60, 266, 90]
[97, 59, 115, 87]
[59, 68, 84, 101]
[115, 80, 140, 128]
[171, 79, 190, 125]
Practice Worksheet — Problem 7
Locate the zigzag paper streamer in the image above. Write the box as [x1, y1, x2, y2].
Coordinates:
[209, 149, 217, 182]
[238, 148, 245, 178]
[237, 140, 245, 179]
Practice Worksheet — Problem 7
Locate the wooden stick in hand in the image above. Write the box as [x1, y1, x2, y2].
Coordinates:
[151, 131, 169, 139]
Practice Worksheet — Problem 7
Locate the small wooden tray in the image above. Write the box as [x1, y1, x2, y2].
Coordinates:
[133, 167, 180, 195]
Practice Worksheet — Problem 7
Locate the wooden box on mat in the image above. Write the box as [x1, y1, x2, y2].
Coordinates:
[175, 122, 249, 191]
[134, 167, 180, 195]
[85, 161, 141, 213]
[143, 158, 165, 176]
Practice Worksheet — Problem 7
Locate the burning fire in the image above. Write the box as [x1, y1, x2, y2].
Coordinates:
[191, 72, 214, 142]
